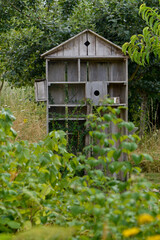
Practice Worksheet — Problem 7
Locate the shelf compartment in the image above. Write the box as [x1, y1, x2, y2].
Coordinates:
[48, 105, 87, 120]
[48, 106, 65, 119]
[108, 83, 126, 104]
[109, 62, 126, 82]
[48, 83, 85, 105]
[48, 61, 65, 82]
[49, 119, 66, 132]
[68, 83, 85, 104]
[68, 106, 87, 118]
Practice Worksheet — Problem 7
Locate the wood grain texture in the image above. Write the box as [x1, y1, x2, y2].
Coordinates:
[48, 61, 65, 82]
[109, 62, 125, 82]
[89, 62, 109, 81]
[96, 37, 112, 56]
[88, 32, 96, 56]
[67, 61, 78, 82]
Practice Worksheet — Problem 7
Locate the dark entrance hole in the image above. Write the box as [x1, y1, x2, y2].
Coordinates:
[94, 90, 100, 96]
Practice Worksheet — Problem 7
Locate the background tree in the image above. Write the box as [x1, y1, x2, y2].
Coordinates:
[1, 0, 160, 133]
[122, 2, 160, 135]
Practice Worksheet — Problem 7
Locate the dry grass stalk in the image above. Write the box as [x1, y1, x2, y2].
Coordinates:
[0, 83, 46, 142]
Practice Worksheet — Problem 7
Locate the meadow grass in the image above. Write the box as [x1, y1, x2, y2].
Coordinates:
[136, 130, 160, 184]
[0, 83, 46, 142]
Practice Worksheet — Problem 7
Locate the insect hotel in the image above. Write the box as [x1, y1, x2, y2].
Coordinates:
[39, 29, 128, 152]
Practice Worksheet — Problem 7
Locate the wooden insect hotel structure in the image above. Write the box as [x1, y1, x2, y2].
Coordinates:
[41, 29, 128, 153]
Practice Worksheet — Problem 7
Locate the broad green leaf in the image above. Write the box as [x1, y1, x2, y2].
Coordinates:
[7, 221, 20, 229]
[131, 154, 143, 165]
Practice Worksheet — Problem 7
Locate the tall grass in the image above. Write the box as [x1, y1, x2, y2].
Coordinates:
[138, 129, 160, 161]
[0, 83, 46, 142]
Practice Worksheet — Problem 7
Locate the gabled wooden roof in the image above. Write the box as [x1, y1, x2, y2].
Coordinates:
[41, 29, 126, 58]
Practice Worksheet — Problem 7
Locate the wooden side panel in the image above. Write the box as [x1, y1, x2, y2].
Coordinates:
[48, 61, 65, 82]
[88, 32, 96, 56]
[64, 38, 79, 56]
[89, 62, 109, 81]
[109, 62, 125, 81]
[35, 80, 47, 101]
[79, 33, 87, 56]
[80, 62, 87, 82]
[67, 61, 78, 82]
[96, 37, 112, 56]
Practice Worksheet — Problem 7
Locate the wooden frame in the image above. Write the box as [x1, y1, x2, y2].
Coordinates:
[42, 29, 128, 162]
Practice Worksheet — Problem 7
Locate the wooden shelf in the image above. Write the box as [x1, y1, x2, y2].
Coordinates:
[48, 104, 86, 108]
[107, 81, 127, 84]
[110, 103, 127, 107]
[46, 56, 128, 60]
[48, 81, 127, 85]
[49, 118, 86, 121]
[48, 82, 86, 85]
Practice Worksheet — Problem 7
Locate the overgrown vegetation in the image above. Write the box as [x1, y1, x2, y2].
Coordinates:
[0, 101, 160, 240]
[1, 0, 160, 239]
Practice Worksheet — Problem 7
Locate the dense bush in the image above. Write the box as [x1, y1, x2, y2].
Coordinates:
[0, 104, 159, 240]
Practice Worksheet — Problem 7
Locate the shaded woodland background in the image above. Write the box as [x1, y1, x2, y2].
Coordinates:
[1, 0, 160, 136]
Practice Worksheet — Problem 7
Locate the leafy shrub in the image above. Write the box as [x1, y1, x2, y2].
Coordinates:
[0, 104, 159, 240]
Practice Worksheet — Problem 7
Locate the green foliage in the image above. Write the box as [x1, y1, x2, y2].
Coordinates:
[122, 3, 160, 65]
[0, 103, 159, 239]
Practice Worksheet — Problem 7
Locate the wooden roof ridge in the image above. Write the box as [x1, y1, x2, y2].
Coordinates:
[41, 29, 124, 58]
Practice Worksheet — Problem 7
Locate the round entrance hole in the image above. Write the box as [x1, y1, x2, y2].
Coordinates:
[94, 90, 100, 96]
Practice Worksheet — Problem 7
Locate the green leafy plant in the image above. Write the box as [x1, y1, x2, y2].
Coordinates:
[0, 103, 159, 240]
[122, 3, 160, 65]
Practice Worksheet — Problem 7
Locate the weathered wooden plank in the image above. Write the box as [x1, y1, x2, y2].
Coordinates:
[79, 33, 87, 56]
[48, 61, 65, 82]
[78, 59, 80, 82]
[48, 84, 66, 104]
[88, 32, 96, 56]
[64, 38, 79, 56]
[111, 46, 124, 56]
[96, 37, 112, 56]
[67, 61, 78, 82]
[49, 51, 58, 57]
[57, 48, 64, 56]
[89, 62, 109, 81]
[109, 62, 125, 82]
[80, 62, 87, 82]
[35, 80, 47, 101]
[45, 56, 127, 60]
